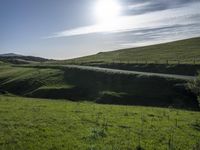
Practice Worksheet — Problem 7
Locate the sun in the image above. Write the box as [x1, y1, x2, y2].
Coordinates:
[95, 0, 122, 23]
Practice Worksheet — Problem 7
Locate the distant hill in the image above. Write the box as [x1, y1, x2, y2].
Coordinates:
[57, 37, 200, 64]
[0, 53, 23, 57]
[0, 53, 49, 64]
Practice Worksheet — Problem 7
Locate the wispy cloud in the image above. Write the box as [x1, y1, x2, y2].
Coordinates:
[118, 22, 200, 48]
[127, 2, 150, 10]
[46, 1, 200, 39]
[123, 0, 198, 15]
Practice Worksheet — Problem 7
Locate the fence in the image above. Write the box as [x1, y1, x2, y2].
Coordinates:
[67, 59, 200, 65]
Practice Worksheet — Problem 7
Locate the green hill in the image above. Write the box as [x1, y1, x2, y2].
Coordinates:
[60, 37, 200, 64]
[0, 65, 198, 109]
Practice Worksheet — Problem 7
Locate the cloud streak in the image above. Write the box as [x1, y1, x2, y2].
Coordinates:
[47, 1, 200, 39]
[117, 22, 200, 48]
[123, 0, 198, 15]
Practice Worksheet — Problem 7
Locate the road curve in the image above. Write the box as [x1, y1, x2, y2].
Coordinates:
[63, 65, 196, 80]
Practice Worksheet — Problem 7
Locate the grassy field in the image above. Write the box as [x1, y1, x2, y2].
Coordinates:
[0, 65, 198, 109]
[0, 95, 199, 150]
[53, 37, 200, 65]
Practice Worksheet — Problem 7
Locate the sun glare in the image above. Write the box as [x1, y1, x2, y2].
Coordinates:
[95, 0, 122, 23]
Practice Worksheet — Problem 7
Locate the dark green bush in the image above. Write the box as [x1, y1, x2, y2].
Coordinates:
[188, 74, 200, 108]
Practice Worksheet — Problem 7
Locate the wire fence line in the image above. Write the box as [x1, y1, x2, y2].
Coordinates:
[110, 59, 200, 65]
[67, 59, 200, 65]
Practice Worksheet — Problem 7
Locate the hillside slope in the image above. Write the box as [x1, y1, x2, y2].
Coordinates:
[0, 65, 198, 109]
[61, 37, 200, 64]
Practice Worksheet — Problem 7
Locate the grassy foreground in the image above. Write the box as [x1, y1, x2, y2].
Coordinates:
[0, 96, 199, 150]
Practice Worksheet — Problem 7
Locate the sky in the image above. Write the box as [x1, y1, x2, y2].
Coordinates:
[0, 0, 200, 59]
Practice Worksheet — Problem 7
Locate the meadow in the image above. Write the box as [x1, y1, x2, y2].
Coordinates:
[0, 95, 199, 150]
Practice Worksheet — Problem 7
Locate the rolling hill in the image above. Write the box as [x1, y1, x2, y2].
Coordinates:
[0, 53, 23, 57]
[45, 37, 200, 76]
[0, 64, 198, 109]
[57, 37, 200, 64]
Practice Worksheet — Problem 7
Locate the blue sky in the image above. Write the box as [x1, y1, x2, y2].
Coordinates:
[0, 0, 200, 59]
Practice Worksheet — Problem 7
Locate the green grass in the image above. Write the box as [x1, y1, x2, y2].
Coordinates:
[55, 37, 200, 65]
[0, 65, 69, 95]
[0, 95, 199, 150]
[0, 61, 5, 64]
